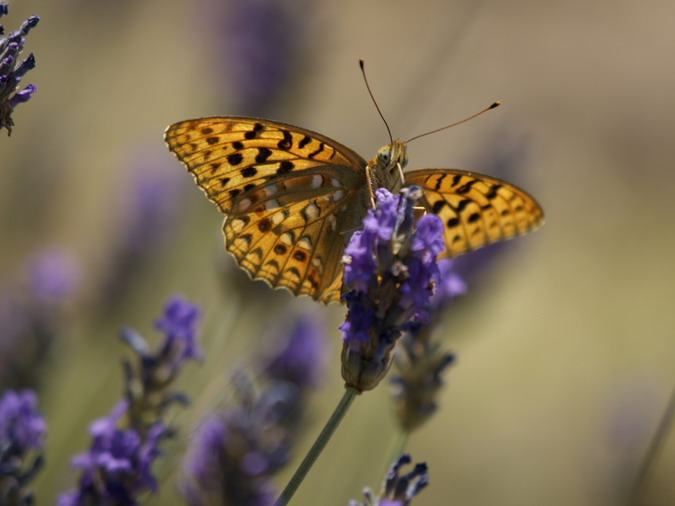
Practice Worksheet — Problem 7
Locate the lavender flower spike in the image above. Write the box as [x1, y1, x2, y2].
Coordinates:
[182, 314, 325, 505]
[350, 454, 429, 506]
[0, 4, 39, 135]
[340, 187, 446, 392]
[59, 296, 202, 505]
[392, 259, 465, 431]
[0, 389, 47, 506]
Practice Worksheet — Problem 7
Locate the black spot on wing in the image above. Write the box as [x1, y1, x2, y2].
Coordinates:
[278, 130, 293, 150]
[255, 148, 272, 163]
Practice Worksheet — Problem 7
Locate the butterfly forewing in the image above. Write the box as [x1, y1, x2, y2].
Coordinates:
[165, 117, 370, 302]
[165, 117, 368, 213]
[407, 169, 544, 257]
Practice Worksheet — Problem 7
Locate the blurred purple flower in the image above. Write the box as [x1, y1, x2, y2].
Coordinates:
[28, 248, 80, 303]
[0, 247, 79, 389]
[430, 259, 466, 310]
[0, 4, 39, 135]
[0, 389, 46, 505]
[392, 259, 464, 431]
[182, 313, 325, 505]
[340, 187, 445, 392]
[57, 401, 167, 506]
[214, 0, 310, 114]
[97, 151, 185, 313]
[0, 389, 46, 455]
[262, 314, 326, 388]
[350, 455, 429, 506]
[181, 404, 279, 506]
[452, 130, 531, 286]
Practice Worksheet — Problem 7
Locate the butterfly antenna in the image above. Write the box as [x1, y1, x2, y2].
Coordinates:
[405, 101, 501, 143]
[359, 59, 393, 144]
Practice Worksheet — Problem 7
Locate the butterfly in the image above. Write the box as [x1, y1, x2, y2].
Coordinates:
[164, 116, 544, 304]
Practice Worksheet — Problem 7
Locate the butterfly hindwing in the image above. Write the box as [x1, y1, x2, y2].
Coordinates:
[408, 168, 544, 257]
[223, 178, 362, 304]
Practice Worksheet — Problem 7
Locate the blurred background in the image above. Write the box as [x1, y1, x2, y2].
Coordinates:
[2, 0, 675, 504]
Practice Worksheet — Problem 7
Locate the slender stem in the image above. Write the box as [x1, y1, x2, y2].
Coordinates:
[627, 384, 675, 506]
[390, 430, 410, 466]
[275, 387, 359, 506]
[379, 430, 409, 485]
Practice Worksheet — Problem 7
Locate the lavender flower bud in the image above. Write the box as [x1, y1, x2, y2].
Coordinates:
[350, 454, 429, 506]
[0, 5, 39, 135]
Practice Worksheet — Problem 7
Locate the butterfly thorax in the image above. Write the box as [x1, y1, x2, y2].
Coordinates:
[367, 139, 409, 196]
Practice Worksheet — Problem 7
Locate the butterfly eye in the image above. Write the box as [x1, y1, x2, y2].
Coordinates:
[377, 147, 391, 164]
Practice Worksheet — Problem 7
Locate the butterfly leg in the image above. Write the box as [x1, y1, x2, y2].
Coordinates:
[397, 162, 405, 185]
[365, 164, 377, 208]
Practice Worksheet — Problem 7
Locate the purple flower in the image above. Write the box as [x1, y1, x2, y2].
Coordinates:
[120, 295, 202, 428]
[97, 152, 185, 313]
[58, 401, 166, 506]
[182, 313, 325, 505]
[59, 297, 201, 504]
[213, 0, 310, 114]
[0, 247, 79, 388]
[181, 412, 276, 506]
[0, 5, 39, 135]
[262, 314, 326, 388]
[0, 389, 46, 454]
[28, 248, 80, 303]
[154, 295, 203, 363]
[340, 187, 446, 392]
[431, 259, 467, 310]
[350, 455, 429, 506]
[392, 259, 464, 431]
[0, 389, 46, 505]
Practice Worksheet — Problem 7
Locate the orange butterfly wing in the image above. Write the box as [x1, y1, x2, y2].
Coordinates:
[165, 117, 370, 303]
[408, 168, 545, 257]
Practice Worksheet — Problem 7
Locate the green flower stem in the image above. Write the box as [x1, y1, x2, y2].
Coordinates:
[628, 384, 675, 505]
[275, 386, 359, 506]
[380, 430, 409, 484]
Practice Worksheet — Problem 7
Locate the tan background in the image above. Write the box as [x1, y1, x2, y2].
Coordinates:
[3, 0, 675, 504]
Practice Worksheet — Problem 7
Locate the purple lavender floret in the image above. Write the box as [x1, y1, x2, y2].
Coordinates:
[0, 389, 46, 505]
[154, 295, 203, 364]
[0, 4, 39, 135]
[340, 187, 446, 391]
[57, 401, 167, 506]
[350, 454, 429, 506]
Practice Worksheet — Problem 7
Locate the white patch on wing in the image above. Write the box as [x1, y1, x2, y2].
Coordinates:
[303, 202, 320, 220]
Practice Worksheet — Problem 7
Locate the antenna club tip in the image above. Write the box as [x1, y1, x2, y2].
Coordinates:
[359, 59, 365, 68]
[490, 101, 501, 109]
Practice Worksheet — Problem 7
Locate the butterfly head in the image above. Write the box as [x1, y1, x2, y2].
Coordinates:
[370, 139, 409, 193]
